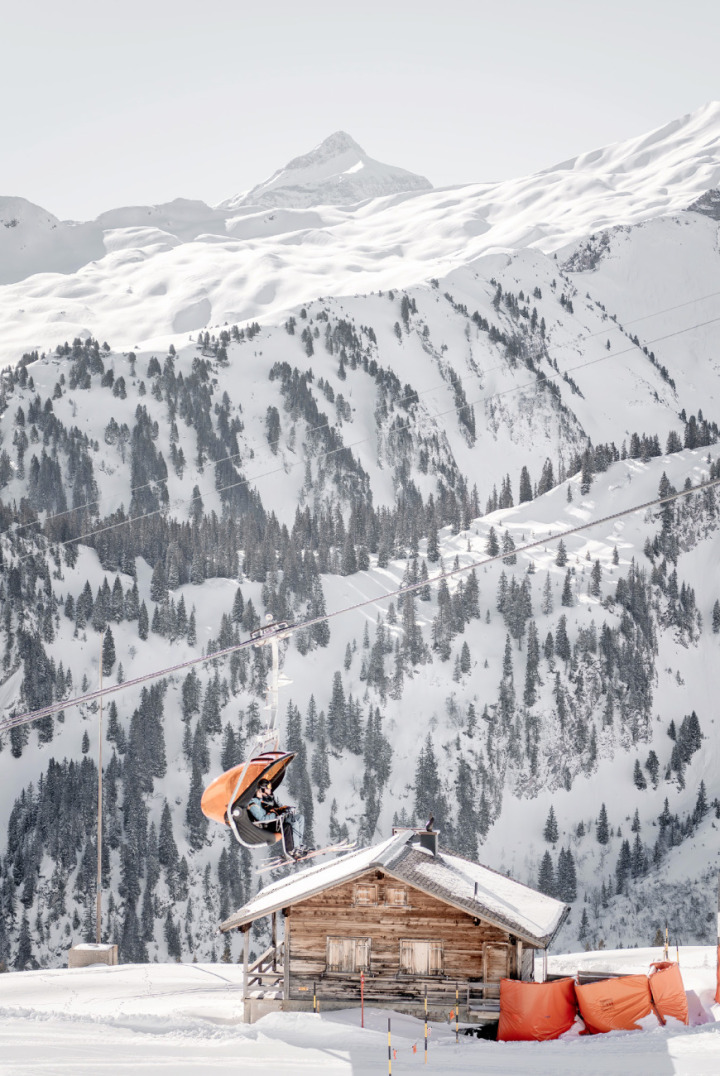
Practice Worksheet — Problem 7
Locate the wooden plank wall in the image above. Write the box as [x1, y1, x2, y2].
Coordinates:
[285, 868, 531, 1001]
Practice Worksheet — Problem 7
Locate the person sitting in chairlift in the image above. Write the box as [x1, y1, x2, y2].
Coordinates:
[247, 779, 303, 860]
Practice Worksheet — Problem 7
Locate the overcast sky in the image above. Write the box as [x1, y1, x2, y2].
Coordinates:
[3, 0, 718, 220]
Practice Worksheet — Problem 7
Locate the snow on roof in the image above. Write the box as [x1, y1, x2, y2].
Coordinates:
[220, 832, 567, 946]
[407, 850, 567, 945]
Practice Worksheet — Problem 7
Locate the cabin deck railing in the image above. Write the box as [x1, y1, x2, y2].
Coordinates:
[247, 940, 284, 989]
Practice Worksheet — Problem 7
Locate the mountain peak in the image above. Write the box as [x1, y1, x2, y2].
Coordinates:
[285, 130, 365, 168]
[222, 132, 432, 211]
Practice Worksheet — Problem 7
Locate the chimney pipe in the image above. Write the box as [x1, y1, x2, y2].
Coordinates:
[418, 830, 439, 856]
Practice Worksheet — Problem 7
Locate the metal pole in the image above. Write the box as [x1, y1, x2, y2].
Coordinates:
[455, 982, 459, 1043]
[96, 640, 103, 945]
[313, 980, 317, 1013]
[388, 1018, 392, 1076]
[361, 970, 365, 1028]
[664, 921, 669, 961]
[424, 983, 428, 1064]
[715, 874, 720, 1004]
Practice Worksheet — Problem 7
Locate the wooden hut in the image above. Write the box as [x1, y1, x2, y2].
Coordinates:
[220, 828, 568, 1023]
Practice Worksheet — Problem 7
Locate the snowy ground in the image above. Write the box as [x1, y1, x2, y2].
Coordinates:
[0, 948, 718, 1075]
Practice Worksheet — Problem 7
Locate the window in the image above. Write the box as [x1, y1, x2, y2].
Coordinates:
[399, 940, 443, 976]
[385, 887, 408, 907]
[326, 936, 371, 973]
[353, 884, 378, 906]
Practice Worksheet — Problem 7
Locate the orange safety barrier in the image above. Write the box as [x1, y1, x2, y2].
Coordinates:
[497, 977, 577, 1041]
[648, 962, 688, 1025]
[575, 974, 653, 1034]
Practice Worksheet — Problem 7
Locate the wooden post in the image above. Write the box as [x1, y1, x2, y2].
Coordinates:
[96, 641, 103, 945]
[242, 927, 250, 1001]
[313, 980, 317, 1013]
[361, 970, 365, 1028]
[517, 939, 523, 979]
[284, 916, 291, 1002]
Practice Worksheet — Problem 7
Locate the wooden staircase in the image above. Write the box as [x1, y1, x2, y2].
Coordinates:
[245, 940, 284, 1001]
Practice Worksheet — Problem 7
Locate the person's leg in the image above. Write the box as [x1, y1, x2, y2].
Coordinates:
[282, 817, 295, 854]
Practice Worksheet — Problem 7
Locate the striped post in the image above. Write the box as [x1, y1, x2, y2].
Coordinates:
[361, 970, 365, 1028]
[424, 984, 428, 1064]
[388, 1018, 392, 1075]
[664, 922, 669, 961]
[455, 982, 459, 1043]
[313, 980, 317, 1013]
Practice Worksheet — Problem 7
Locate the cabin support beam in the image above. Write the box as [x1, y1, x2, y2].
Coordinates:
[241, 925, 250, 1001]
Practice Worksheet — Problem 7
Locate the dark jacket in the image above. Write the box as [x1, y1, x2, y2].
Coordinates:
[247, 792, 283, 824]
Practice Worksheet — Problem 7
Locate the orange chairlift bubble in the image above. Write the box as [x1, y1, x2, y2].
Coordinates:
[200, 617, 296, 852]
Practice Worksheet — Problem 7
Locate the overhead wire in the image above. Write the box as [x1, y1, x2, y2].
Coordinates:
[6, 280, 720, 537]
[2, 466, 718, 738]
[5, 299, 720, 570]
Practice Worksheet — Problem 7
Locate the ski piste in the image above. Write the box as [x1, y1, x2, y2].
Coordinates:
[256, 841, 357, 873]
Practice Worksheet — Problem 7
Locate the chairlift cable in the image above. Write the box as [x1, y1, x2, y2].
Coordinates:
[2, 466, 718, 737]
[6, 307, 720, 569]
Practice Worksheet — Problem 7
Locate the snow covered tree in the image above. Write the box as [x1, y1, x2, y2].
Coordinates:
[543, 805, 559, 844]
[102, 627, 116, 676]
[596, 803, 610, 845]
[538, 851, 555, 896]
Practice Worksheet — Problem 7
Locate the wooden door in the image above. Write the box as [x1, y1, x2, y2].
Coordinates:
[483, 942, 510, 997]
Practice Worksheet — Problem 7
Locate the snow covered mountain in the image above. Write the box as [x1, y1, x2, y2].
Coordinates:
[1, 105, 720, 973]
[221, 130, 433, 210]
[1, 104, 719, 364]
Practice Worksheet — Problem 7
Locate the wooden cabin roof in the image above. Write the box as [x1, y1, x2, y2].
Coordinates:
[219, 831, 568, 947]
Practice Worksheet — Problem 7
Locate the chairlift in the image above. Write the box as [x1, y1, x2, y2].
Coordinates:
[200, 616, 296, 850]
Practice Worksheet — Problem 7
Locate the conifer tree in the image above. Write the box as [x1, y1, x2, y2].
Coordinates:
[633, 759, 647, 790]
[561, 570, 574, 607]
[543, 805, 559, 843]
[556, 847, 577, 902]
[541, 572, 553, 616]
[538, 851, 555, 896]
[596, 803, 610, 845]
[102, 627, 116, 676]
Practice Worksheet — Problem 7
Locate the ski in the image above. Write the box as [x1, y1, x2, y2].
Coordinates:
[256, 841, 357, 874]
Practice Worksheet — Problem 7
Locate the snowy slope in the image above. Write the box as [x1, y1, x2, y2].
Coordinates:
[1, 107, 720, 976]
[1, 104, 719, 363]
[0, 949, 717, 1075]
[0, 318, 719, 967]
